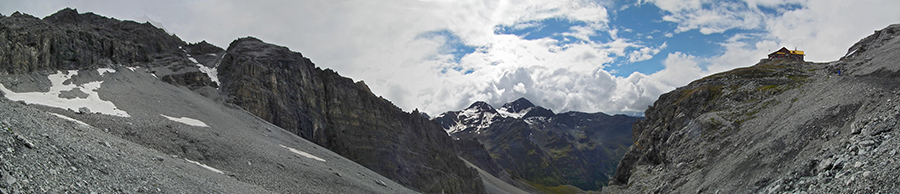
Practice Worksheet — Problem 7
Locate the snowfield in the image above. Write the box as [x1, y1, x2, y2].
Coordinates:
[184, 158, 225, 174]
[160, 114, 209, 127]
[48, 112, 92, 127]
[281, 144, 327, 162]
[0, 70, 130, 117]
[196, 63, 219, 86]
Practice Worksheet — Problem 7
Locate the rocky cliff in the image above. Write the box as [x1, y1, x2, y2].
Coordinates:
[1, 9, 423, 193]
[436, 98, 640, 192]
[1, 8, 483, 194]
[218, 37, 483, 193]
[0, 8, 218, 93]
[0, 8, 187, 74]
[606, 24, 900, 193]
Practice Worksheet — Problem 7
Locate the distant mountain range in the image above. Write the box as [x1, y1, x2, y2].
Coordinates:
[435, 98, 641, 191]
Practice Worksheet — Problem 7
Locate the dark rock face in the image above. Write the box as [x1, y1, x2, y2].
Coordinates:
[160, 71, 217, 89]
[218, 37, 483, 194]
[0, 8, 187, 74]
[436, 98, 640, 191]
[455, 137, 506, 176]
[842, 24, 900, 60]
[2, 8, 482, 193]
[500, 98, 535, 113]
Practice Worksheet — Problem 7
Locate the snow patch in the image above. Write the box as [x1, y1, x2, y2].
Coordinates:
[845, 48, 860, 58]
[160, 114, 209, 127]
[0, 70, 130, 117]
[187, 57, 199, 64]
[184, 159, 224, 174]
[184, 49, 220, 86]
[447, 111, 498, 134]
[280, 144, 326, 162]
[196, 64, 219, 86]
[97, 68, 116, 76]
[497, 107, 531, 119]
[126, 66, 139, 72]
[48, 112, 92, 127]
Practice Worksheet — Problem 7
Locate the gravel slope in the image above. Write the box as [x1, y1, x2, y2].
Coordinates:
[0, 66, 417, 193]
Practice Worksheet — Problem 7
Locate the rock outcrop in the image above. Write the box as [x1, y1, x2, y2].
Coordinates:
[436, 98, 640, 192]
[218, 37, 483, 194]
[0, 8, 187, 74]
[606, 24, 900, 193]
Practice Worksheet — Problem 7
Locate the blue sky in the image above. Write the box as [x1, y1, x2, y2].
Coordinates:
[2, 0, 899, 116]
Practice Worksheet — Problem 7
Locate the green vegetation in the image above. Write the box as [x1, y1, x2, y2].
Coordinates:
[788, 75, 810, 82]
[709, 117, 723, 128]
[758, 85, 779, 91]
[676, 85, 724, 104]
[548, 145, 574, 159]
[527, 181, 583, 194]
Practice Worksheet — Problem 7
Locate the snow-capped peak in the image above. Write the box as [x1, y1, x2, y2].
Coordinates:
[500, 98, 535, 113]
[497, 106, 531, 119]
[464, 101, 497, 114]
[497, 98, 536, 119]
[437, 98, 554, 135]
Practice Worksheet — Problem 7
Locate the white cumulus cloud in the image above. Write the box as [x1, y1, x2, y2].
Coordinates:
[4, 0, 899, 117]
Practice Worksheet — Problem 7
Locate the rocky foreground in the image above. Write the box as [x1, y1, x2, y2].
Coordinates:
[605, 24, 900, 193]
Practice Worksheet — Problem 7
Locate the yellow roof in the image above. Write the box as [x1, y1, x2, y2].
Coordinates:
[790, 50, 804, 55]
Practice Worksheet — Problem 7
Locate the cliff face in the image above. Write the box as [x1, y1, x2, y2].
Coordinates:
[1, 8, 483, 193]
[218, 37, 483, 194]
[606, 24, 900, 193]
[1, 9, 424, 193]
[436, 98, 640, 191]
[0, 8, 186, 74]
[0, 8, 218, 93]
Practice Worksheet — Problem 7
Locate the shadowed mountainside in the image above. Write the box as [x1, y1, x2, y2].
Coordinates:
[218, 37, 484, 194]
[436, 98, 640, 192]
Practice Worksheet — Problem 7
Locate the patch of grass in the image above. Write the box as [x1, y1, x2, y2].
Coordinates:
[758, 85, 779, 91]
[676, 85, 724, 104]
[707, 117, 721, 127]
[548, 145, 574, 159]
[527, 181, 583, 194]
[788, 75, 810, 82]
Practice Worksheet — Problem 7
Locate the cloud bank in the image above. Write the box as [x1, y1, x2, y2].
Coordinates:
[2, 0, 899, 116]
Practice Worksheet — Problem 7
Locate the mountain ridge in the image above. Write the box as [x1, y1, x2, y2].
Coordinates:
[604, 23, 900, 193]
[217, 35, 485, 193]
[436, 97, 640, 192]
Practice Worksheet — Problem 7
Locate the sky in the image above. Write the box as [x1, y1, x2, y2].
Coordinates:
[2, 0, 899, 116]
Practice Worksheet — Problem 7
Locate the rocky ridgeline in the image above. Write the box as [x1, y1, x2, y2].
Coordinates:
[436, 98, 640, 192]
[605, 24, 900, 193]
[0, 8, 183, 74]
[0, 8, 219, 94]
[218, 37, 483, 193]
[1, 8, 482, 193]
